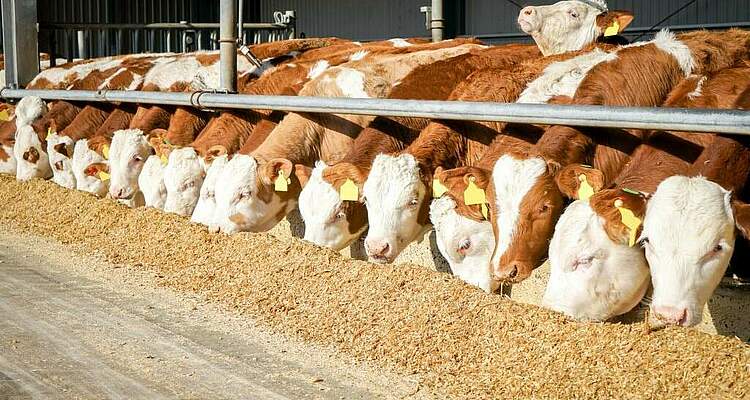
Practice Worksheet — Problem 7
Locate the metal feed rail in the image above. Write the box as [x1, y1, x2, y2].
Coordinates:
[1, 88, 749, 136]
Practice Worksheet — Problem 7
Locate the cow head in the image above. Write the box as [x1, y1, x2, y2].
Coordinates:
[72, 139, 109, 197]
[362, 154, 431, 263]
[212, 155, 310, 234]
[298, 161, 369, 251]
[518, 0, 633, 56]
[643, 176, 747, 327]
[430, 166, 497, 292]
[191, 154, 229, 226]
[108, 129, 151, 203]
[488, 154, 565, 284]
[163, 147, 207, 216]
[13, 96, 50, 181]
[46, 133, 76, 189]
[544, 164, 650, 320]
[14, 124, 52, 181]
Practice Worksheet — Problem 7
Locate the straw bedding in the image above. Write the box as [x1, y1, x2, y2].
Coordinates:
[1, 175, 748, 399]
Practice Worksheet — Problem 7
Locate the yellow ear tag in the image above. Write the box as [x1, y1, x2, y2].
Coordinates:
[46, 127, 55, 140]
[339, 178, 359, 201]
[274, 170, 291, 192]
[481, 203, 489, 220]
[578, 174, 595, 201]
[432, 178, 448, 198]
[160, 154, 168, 165]
[98, 171, 110, 182]
[604, 20, 620, 37]
[0, 110, 9, 121]
[614, 199, 642, 247]
[102, 145, 110, 160]
[463, 177, 487, 206]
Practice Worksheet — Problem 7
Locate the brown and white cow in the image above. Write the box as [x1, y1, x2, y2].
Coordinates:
[545, 67, 750, 323]
[486, 29, 750, 286]
[518, 0, 634, 56]
[210, 40, 484, 234]
[361, 41, 620, 264]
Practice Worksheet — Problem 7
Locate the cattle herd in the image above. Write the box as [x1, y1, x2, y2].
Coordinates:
[1, 0, 749, 330]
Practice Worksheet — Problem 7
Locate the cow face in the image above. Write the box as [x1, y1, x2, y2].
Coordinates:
[191, 155, 229, 226]
[46, 133, 76, 189]
[517, 1, 633, 56]
[488, 155, 565, 284]
[212, 155, 307, 234]
[72, 139, 109, 197]
[362, 154, 430, 263]
[107, 129, 151, 203]
[138, 155, 167, 209]
[430, 196, 497, 293]
[643, 176, 741, 327]
[14, 125, 52, 181]
[543, 200, 650, 321]
[163, 147, 206, 216]
[299, 162, 368, 251]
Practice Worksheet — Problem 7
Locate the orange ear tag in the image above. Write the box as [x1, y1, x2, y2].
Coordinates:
[274, 170, 291, 192]
[614, 199, 642, 247]
[339, 178, 359, 201]
[432, 178, 448, 198]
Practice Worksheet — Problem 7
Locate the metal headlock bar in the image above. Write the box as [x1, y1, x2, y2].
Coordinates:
[1, 88, 749, 136]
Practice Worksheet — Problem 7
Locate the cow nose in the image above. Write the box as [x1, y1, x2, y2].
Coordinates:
[208, 224, 220, 234]
[365, 239, 390, 259]
[494, 260, 532, 283]
[653, 306, 688, 326]
[521, 6, 535, 16]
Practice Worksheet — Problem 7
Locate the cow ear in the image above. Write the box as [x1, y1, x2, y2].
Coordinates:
[84, 162, 109, 177]
[262, 158, 294, 186]
[295, 164, 313, 188]
[732, 200, 750, 240]
[597, 10, 634, 35]
[461, 167, 490, 189]
[555, 164, 605, 200]
[204, 145, 227, 163]
[148, 128, 168, 150]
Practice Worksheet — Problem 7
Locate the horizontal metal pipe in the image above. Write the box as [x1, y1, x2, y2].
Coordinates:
[39, 22, 287, 30]
[1, 88, 749, 135]
[472, 22, 750, 40]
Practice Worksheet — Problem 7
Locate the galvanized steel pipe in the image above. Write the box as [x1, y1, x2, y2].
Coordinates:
[431, 0, 444, 42]
[1, 88, 749, 135]
[219, 0, 238, 92]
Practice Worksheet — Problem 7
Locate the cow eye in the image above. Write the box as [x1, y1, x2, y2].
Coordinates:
[712, 244, 724, 253]
[409, 198, 419, 207]
[336, 211, 346, 220]
[638, 237, 649, 247]
[569, 9, 579, 18]
[240, 190, 251, 198]
[133, 155, 144, 162]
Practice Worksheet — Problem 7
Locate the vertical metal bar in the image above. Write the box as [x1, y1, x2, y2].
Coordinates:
[49, 30, 57, 67]
[77, 30, 87, 59]
[431, 0, 444, 42]
[238, 0, 244, 45]
[166, 30, 172, 52]
[197, 30, 203, 51]
[219, 0, 238, 92]
[2, 0, 40, 88]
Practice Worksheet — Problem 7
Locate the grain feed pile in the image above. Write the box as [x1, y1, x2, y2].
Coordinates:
[0, 175, 748, 399]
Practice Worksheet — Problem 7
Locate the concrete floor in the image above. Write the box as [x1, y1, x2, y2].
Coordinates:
[0, 232, 427, 400]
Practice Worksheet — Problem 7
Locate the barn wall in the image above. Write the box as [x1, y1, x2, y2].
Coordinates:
[260, 0, 750, 42]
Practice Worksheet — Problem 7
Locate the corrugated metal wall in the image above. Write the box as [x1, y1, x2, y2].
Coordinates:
[260, 0, 750, 42]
